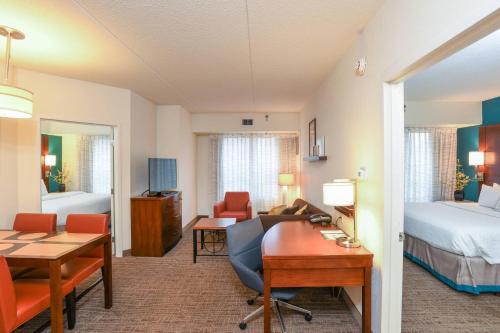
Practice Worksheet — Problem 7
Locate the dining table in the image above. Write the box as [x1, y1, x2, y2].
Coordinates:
[0, 229, 113, 333]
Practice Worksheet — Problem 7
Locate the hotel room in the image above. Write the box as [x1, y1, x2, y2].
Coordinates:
[0, 1, 499, 333]
[402, 29, 500, 330]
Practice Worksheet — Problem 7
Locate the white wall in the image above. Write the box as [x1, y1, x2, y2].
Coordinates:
[299, 1, 499, 332]
[130, 92, 157, 196]
[1, 69, 134, 255]
[196, 135, 212, 216]
[404, 101, 482, 127]
[157, 105, 197, 226]
[0, 118, 19, 229]
[192, 112, 299, 133]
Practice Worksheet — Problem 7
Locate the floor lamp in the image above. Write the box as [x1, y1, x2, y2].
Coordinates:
[279, 173, 295, 205]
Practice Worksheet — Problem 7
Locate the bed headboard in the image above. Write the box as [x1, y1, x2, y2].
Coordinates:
[479, 124, 500, 186]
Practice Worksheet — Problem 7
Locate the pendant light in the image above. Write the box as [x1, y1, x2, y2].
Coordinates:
[0, 25, 33, 119]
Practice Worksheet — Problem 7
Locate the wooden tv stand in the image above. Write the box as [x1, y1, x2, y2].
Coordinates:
[131, 191, 182, 256]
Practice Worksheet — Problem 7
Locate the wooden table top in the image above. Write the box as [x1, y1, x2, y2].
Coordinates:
[193, 218, 237, 230]
[261, 220, 373, 261]
[0, 230, 104, 260]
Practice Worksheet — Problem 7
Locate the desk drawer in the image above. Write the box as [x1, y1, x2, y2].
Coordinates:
[270, 268, 365, 287]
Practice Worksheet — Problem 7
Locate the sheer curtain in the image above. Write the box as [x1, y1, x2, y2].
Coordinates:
[405, 127, 456, 202]
[80, 136, 112, 194]
[210, 133, 297, 213]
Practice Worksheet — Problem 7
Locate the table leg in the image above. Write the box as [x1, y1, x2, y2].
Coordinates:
[193, 229, 197, 263]
[362, 266, 372, 333]
[201, 230, 205, 249]
[49, 259, 63, 333]
[263, 269, 271, 333]
[103, 236, 113, 309]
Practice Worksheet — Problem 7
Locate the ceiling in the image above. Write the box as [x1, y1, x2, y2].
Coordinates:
[406, 29, 500, 102]
[0, 0, 382, 112]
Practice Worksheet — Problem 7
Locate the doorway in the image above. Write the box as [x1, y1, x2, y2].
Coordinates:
[385, 13, 500, 333]
[40, 119, 116, 253]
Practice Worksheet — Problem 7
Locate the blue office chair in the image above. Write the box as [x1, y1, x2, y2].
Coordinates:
[226, 218, 312, 332]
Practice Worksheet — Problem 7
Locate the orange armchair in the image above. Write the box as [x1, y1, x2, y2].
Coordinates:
[213, 192, 252, 222]
[0, 256, 74, 333]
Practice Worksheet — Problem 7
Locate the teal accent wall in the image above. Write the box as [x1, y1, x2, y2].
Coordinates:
[47, 135, 62, 193]
[482, 97, 500, 125]
[456, 96, 500, 201]
[457, 126, 479, 200]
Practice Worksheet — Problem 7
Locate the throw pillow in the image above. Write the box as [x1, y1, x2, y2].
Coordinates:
[478, 184, 500, 209]
[282, 205, 300, 215]
[294, 204, 309, 215]
[268, 205, 287, 215]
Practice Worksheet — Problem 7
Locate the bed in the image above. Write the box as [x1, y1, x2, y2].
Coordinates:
[42, 191, 111, 226]
[404, 201, 500, 294]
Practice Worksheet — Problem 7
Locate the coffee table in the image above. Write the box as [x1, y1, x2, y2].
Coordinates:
[192, 218, 236, 263]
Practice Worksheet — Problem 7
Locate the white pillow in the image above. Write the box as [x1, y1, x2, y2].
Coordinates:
[494, 183, 500, 191]
[478, 184, 500, 209]
[40, 179, 48, 196]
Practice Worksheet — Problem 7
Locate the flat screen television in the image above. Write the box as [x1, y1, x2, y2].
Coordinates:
[148, 158, 177, 194]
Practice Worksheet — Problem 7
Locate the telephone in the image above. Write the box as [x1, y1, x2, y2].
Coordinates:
[309, 214, 332, 224]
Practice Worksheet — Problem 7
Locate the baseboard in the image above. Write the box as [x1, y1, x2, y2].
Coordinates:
[183, 215, 208, 233]
[341, 289, 362, 326]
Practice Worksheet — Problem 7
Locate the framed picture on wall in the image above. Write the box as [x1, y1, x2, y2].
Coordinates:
[309, 118, 316, 156]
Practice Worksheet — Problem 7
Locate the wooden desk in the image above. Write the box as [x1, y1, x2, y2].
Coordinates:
[0, 230, 112, 333]
[261, 221, 373, 333]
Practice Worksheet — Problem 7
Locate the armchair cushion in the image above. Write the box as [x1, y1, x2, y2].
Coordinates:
[218, 211, 248, 221]
[225, 192, 250, 211]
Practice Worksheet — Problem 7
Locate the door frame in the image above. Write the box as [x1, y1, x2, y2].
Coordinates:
[383, 10, 500, 332]
[39, 118, 120, 255]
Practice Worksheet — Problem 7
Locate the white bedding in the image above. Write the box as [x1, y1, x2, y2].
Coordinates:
[42, 191, 111, 226]
[405, 201, 500, 264]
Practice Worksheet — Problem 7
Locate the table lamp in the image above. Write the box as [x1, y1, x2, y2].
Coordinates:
[44, 154, 56, 177]
[469, 151, 484, 181]
[279, 173, 295, 205]
[323, 179, 360, 248]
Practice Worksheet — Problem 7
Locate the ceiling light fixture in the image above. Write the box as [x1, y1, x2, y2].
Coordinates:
[0, 25, 33, 119]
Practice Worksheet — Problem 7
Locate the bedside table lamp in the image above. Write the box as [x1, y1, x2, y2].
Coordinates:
[279, 173, 294, 205]
[469, 151, 484, 181]
[44, 154, 56, 177]
[323, 179, 361, 248]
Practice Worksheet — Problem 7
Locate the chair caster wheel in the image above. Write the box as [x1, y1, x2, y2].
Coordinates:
[239, 322, 247, 330]
[305, 313, 313, 321]
[246, 299, 255, 305]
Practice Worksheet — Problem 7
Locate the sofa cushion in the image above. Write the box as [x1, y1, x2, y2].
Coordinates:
[282, 205, 299, 215]
[295, 204, 309, 215]
[268, 205, 287, 215]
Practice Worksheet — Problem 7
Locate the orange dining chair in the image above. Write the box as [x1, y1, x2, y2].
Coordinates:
[10, 213, 58, 280]
[13, 213, 57, 233]
[14, 214, 110, 329]
[0, 256, 74, 333]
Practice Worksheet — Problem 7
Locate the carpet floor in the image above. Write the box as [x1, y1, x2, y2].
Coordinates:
[17, 229, 500, 332]
[17, 228, 360, 333]
[402, 257, 500, 332]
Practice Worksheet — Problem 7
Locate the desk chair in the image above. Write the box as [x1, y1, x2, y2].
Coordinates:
[226, 218, 312, 333]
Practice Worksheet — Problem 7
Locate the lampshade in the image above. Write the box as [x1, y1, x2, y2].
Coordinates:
[0, 26, 33, 119]
[469, 151, 484, 166]
[45, 155, 56, 167]
[323, 180, 354, 206]
[278, 173, 295, 186]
